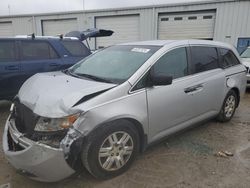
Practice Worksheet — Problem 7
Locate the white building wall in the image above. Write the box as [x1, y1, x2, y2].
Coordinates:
[213, 0, 250, 45]
[0, 16, 33, 36]
[0, 0, 249, 49]
[33, 13, 83, 35]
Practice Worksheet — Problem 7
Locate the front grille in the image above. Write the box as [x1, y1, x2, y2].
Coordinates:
[12, 100, 39, 135]
[7, 130, 25, 151]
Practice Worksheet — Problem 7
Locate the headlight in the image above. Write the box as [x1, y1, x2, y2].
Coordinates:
[34, 114, 79, 132]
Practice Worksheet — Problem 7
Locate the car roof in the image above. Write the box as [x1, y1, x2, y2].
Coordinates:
[119, 39, 233, 49]
[119, 40, 177, 46]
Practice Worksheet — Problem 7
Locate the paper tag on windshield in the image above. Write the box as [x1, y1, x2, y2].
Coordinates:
[131, 48, 150, 53]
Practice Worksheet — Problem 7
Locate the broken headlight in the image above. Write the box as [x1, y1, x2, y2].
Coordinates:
[34, 114, 79, 132]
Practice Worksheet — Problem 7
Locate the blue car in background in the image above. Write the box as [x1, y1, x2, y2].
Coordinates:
[0, 36, 91, 100]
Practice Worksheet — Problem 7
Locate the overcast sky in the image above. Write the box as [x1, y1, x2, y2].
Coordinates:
[0, 0, 209, 16]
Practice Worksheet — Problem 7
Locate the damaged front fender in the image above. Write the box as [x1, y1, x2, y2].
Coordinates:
[60, 128, 86, 171]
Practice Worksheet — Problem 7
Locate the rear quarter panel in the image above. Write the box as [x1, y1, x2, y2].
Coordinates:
[223, 65, 247, 99]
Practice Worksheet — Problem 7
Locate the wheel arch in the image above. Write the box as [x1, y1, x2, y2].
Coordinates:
[123, 117, 148, 152]
[231, 87, 240, 107]
[86, 118, 148, 153]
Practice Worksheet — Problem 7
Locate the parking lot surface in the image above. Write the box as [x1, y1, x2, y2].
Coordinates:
[0, 90, 250, 188]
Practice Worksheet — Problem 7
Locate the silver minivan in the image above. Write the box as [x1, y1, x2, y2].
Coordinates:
[3, 40, 247, 182]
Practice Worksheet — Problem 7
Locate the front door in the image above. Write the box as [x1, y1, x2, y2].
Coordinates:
[147, 46, 197, 141]
[147, 45, 225, 142]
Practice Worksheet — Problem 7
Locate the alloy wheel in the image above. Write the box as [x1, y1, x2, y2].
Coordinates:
[98, 131, 134, 171]
[224, 95, 236, 118]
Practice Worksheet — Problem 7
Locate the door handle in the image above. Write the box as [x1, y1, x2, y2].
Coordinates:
[49, 63, 60, 67]
[184, 84, 203, 94]
[5, 65, 19, 71]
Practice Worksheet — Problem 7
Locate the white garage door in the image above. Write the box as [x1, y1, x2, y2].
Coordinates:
[95, 15, 140, 49]
[158, 12, 216, 40]
[0, 22, 13, 37]
[42, 18, 78, 36]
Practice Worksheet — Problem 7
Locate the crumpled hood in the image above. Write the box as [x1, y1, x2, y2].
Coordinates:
[18, 71, 116, 118]
[242, 58, 250, 68]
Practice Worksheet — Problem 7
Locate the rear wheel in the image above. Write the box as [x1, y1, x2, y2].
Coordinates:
[81, 120, 139, 179]
[217, 90, 238, 122]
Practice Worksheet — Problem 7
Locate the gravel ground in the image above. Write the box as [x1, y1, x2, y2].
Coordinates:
[0, 90, 250, 188]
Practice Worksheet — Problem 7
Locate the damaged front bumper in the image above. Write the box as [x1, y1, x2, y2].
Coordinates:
[2, 116, 76, 182]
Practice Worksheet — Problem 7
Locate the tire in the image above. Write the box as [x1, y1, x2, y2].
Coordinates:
[81, 120, 139, 179]
[217, 90, 238, 122]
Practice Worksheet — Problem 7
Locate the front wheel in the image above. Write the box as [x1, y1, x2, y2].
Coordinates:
[81, 120, 139, 179]
[217, 90, 238, 122]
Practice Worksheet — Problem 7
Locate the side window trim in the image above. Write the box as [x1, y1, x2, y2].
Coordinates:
[0, 40, 18, 62]
[217, 47, 225, 69]
[218, 48, 241, 69]
[189, 45, 220, 75]
[214, 47, 220, 69]
[19, 40, 59, 61]
[16, 40, 21, 61]
[151, 46, 189, 68]
[13, 40, 19, 61]
[130, 46, 190, 93]
[232, 52, 241, 65]
[61, 40, 91, 57]
[47, 41, 60, 59]
[186, 46, 192, 75]
[151, 46, 190, 80]
[129, 71, 149, 93]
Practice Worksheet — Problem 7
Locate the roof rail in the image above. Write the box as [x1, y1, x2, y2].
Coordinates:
[14, 34, 78, 40]
[26, 33, 35, 39]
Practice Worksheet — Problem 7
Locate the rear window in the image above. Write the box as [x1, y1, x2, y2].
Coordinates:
[0, 41, 16, 62]
[219, 48, 240, 68]
[21, 41, 58, 60]
[190, 46, 219, 74]
[61, 40, 91, 57]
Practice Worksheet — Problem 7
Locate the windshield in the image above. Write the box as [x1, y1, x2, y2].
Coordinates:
[69, 45, 161, 84]
[241, 48, 250, 58]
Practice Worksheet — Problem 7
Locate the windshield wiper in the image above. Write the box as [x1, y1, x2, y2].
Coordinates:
[75, 73, 114, 83]
[63, 69, 114, 83]
[62, 69, 80, 78]
[62, 69, 70, 75]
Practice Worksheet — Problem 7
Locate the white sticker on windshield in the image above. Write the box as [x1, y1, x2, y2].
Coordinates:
[131, 48, 150, 53]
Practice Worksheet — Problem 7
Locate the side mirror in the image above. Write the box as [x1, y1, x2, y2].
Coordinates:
[149, 68, 173, 86]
